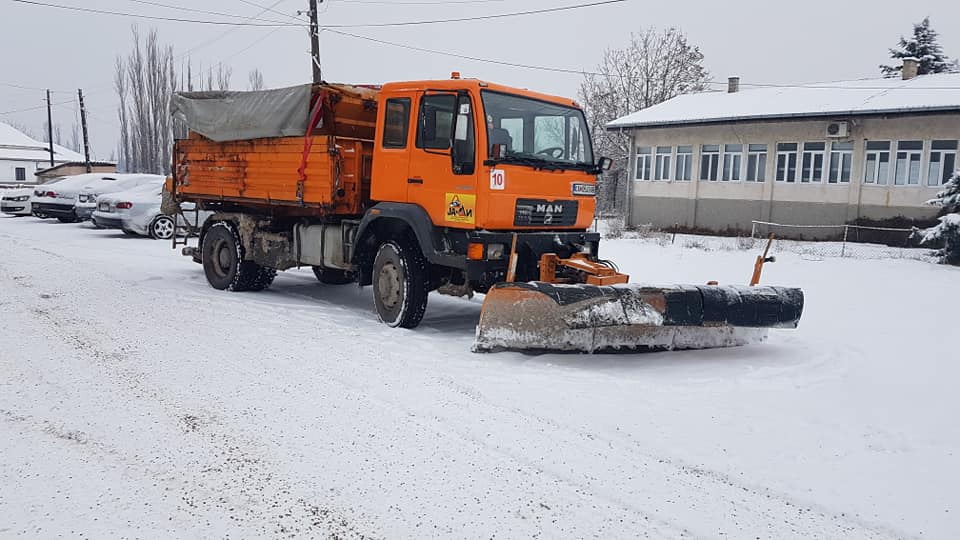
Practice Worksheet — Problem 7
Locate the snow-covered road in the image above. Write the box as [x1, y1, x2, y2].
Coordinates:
[1, 215, 957, 539]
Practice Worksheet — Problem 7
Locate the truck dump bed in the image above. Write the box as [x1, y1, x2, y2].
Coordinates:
[171, 83, 379, 217]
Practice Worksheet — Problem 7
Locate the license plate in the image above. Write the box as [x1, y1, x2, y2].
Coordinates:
[98, 202, 110, 211]
[572, 183, 596, 196]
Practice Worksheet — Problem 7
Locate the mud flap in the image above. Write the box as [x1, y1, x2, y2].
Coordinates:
[473, 282, 804, 353]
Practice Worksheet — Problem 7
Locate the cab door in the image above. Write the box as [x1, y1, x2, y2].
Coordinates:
[370, 93, 416, 203]
[407, 91, 478, 229]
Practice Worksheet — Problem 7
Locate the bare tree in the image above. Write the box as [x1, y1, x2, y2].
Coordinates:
[41, 121, 63, 145]
[115, 25, 178, 174]
[69, 123, 81, 153]
[248, 69, 264, 91]
[578, 28, 710, 171]
[217, 65, 233, 91]
[6, 121, 38, 140]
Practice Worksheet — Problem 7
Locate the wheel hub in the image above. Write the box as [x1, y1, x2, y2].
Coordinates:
[377, 262, 402, 308]
[154, 218, 173, 238]
[213, 240, 232, 277]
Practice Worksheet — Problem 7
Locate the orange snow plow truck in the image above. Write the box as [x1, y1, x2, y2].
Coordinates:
[170, 76, 803, 353]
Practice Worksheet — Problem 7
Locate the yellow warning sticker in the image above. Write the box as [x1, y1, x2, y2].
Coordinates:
[445, 193, 476, 224]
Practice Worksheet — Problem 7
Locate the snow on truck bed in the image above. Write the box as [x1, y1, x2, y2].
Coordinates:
[1, 215, 957, 539]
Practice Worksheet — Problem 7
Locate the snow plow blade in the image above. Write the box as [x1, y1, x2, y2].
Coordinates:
[473, 283, 804, 353]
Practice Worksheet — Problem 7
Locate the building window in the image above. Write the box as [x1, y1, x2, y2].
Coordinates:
[776, 143, 798, 183]
[828, 142, 853, 184]
[635, 147, 652, 180]
[800, 142, 825, 183]
[928, 140, 958, 187]
[675, 145, 693, 181]
[700, 144, 720, 181]
[654, 146, 672, 181]
[722, 144, 743, 181]
[894, 140, 923, 185]
[864, 141, 891, 185]
[746, 144, 767, 182]
[15, 167, 26, 181]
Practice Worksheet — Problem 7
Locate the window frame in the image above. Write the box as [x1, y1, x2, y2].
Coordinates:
[775, 143, 799, 183]
[827, 141, 854, 184]
[893, 140, 923, 186]
[746, 144, 767, 183]
[800, 142, 826, 184]
[863, 140, 891, 185]
[675, 145, 693, 181]
[14, 167, 27, 182]
[927, 140, 958, 187]
[415, 93, 457, 151]
[381, 97, 411, 149]
[635, 146, 653, 181]
[654, 146, 672, 181]
[700, 144, 720, 181]
[721, 144, 743, 182]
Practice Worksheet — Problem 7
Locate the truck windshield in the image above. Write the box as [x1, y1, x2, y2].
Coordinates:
[481, 91, 594, 168]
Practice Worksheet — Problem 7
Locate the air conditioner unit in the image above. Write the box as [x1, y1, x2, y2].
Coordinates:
[826, 122, 849, 138]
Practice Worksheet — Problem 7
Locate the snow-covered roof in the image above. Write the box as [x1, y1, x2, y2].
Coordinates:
[607, 73, 960, 130]
[0, 121, 85, 163]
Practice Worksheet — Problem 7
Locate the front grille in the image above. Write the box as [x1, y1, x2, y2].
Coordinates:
[514, 199, 578, 227]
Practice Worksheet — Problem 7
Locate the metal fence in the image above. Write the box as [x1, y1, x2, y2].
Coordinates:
[749, 220, 930, 260]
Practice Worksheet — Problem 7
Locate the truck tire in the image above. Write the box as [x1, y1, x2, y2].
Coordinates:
[312, 267, 353, 285]
[202, 221, 277, 292]
[372, 239, 428, 329]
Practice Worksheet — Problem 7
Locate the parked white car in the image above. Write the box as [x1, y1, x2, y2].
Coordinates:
[1, 187, 33, 216]
[92, 182, 208, 239]
[30, 177, 65, 218]
[75, 174, 165, 221]
[32, 173, 161, 223]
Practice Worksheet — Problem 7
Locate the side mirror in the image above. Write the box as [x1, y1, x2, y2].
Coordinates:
[598, 157, 614, 171]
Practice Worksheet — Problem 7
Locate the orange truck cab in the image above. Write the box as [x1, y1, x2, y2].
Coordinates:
[172, 75, 612, 328]
[359, 76, 610, 293]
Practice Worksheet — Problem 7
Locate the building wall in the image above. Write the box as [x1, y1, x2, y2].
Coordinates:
[0, 159, 46, 184]
[624, 114, 959, 235]
[35, 164, 117, 181]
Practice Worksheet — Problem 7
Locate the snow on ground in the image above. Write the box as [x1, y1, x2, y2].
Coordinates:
[1, 215, 957, 539]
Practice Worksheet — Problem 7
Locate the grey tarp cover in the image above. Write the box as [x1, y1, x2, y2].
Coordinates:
[170, 84, 312, 142]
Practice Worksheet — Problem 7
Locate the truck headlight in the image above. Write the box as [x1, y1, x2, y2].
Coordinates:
[486, 243, 506, 260]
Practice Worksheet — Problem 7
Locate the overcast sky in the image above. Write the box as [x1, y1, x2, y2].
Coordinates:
[1, 0, 958, 159]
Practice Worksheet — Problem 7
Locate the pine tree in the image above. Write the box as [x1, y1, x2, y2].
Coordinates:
[880, 17, 959, 78]
[918, 170, 960, 265]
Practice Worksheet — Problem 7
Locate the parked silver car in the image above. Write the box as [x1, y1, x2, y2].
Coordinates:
[92, 182, 208, 239]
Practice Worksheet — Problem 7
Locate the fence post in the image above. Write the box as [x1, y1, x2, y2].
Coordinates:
[841, 225, 849, 258]
[751, 221, 757, 239]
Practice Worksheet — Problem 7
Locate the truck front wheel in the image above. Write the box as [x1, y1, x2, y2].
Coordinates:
[372, 240, 428, 328]
[202, 221, 276, 292]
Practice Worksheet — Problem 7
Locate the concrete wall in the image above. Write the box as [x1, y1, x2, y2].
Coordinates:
[0, 159, 45, 184]
[624, 113, 958, 235]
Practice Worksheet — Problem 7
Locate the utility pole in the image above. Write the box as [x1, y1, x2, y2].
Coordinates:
[309, 0, 322, 84]
[78, 89, 92, 173]
[45, 89, 54, 167]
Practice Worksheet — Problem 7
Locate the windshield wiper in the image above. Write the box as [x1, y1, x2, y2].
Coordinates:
[486, 153, 600, 174]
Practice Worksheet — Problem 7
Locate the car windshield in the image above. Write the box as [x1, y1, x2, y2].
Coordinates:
[481, 90, 594, 166]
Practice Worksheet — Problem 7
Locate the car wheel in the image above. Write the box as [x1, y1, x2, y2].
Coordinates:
[312, 267, 354, 285]
[149, 215, 175, 240]
[201, 221, 276, 292]
[372, 239, 428, 329]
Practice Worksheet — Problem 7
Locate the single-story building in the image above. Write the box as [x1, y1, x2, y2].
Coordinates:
[34, 161, 118, 182]
[607, 60, 960, 236]
[0, 121, 86, 185]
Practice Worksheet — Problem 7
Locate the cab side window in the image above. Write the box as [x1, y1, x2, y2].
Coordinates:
[382, 98, 410, 149]
[416, 94, 457, 150]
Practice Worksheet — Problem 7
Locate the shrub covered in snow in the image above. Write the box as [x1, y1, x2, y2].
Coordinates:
[918, 170, 960, 264]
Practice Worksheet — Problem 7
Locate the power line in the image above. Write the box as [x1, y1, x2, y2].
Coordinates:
[0, 99, 74, 116]
[326, 29, 601, 75]
[9, 0, 306, 27]
[317, 0, 626, 27]
[330, 0, 509, 4]
[114, 0, 293, 25]
[236, 0, 307, 22]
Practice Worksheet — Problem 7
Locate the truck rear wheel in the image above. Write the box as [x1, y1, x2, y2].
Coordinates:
[312, 267, 353, 285]
[202, 221, 276, 292]
[372, 239, 428, 329]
